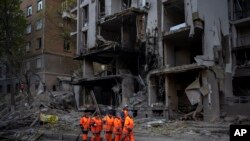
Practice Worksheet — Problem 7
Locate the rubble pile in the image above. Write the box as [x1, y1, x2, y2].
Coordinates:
[0, 91, 82, 140]
[129, 89, 147, 107]
[134, 118, 231, 140]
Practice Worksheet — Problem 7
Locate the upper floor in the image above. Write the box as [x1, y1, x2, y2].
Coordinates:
[20, 0, 76, 58]
[75, 0, 151, 56]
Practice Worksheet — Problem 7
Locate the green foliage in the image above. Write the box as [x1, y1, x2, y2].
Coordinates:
[0, 0, 27, 74]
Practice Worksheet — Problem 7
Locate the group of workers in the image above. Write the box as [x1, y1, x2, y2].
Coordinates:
[79, 105, 135, 141]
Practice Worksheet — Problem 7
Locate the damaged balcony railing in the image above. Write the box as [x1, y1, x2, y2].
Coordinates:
[225, 96, 250, 104]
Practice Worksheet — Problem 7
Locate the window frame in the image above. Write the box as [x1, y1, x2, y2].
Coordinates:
[64, 40, 71, 51]
[37, 37, 42, 49]
[36, 19, 43, 30]
[37, 0, 43, 12]
[26, 24, 32, 34]
[82, 5, 89, 27]
[27, 5, 32, 16]
[26, 41, 31, 52]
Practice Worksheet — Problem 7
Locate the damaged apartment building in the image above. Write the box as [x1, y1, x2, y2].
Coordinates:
[72, 0, 249, 121]
[226, 0, 250, 116]
[148, 0, 231, 121]
[73, 0, 159, 114]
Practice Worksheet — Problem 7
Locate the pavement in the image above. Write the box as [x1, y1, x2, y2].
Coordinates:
[135, 135, 229, 141]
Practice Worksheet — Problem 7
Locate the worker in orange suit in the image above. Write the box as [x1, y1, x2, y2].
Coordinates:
[103, 111, 114, 141]
[90, 114, 103, 141]
[121, 104, 129, 121]
[122, 111, 135, 141]
[79, 113, 91, 141]
[113, 113, 123, 141]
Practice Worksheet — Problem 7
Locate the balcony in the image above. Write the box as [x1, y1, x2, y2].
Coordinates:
[61, 0, 77, 19]
[62, 11, 76, 20]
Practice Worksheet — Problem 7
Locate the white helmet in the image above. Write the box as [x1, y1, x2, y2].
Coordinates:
[123, 104, 128, 108]
[128, 111, 133, 117]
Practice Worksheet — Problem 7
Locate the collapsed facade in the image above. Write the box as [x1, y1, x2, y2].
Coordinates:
[72, 0, 160, 114]
[71, 0, 250, 121]
[226, 0, 250, 116]
[148, 0, 232, 121]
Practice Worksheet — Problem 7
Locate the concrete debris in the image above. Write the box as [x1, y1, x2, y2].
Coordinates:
[0, 91, 82, 140]
[194, 55, 214, 66]
[150, 102, 164, 108]
[224, 116, 237, 122]
[223, 115, 250, 124]
[170, 23, 187, 32]
[143, 119, 166, 128]
[185, 78, 202, 105]
[96, 35, 118, 48]
[128, 87, 147, 107]
[134, 119, 230, 139]
[181, 103, 203, 120]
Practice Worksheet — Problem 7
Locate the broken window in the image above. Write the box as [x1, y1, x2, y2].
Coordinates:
[163, 0, 185, 32]
[98, 0, 105, 18]
[82, 5, 89, 27]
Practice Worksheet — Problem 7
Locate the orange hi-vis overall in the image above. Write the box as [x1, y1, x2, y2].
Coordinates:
[103, 115, 114, 141]
[123, 109, 128, 119]
[90, 116, 102, 141]
[80, 116, 91, 141]
[113, 117, 123, 141]
[122, 116, 135, 141]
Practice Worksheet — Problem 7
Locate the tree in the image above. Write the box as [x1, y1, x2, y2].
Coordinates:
[0, 0, 27, 110]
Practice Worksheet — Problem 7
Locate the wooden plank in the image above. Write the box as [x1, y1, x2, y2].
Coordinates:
[90, 90, 101, 115]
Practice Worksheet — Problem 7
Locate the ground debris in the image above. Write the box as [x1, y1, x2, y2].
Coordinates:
[0, 91, 82, 140]
[134, 118, 230, 139]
